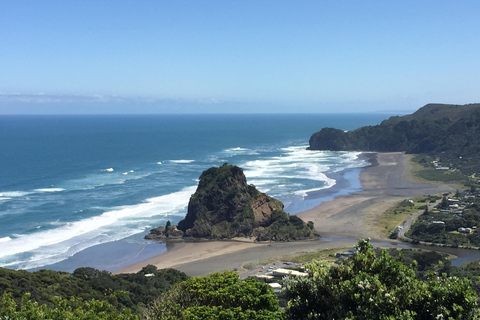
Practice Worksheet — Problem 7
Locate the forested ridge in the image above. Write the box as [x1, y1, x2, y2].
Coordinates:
[309, 103, 480, 175]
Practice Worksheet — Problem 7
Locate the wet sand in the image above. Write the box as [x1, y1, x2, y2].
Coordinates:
[115, 152, 455, 276]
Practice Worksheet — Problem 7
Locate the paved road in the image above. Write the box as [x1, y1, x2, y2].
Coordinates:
[397, 199, 442, 240]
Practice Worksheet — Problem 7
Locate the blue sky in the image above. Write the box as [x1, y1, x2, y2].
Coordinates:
[1, 1, 479, 114]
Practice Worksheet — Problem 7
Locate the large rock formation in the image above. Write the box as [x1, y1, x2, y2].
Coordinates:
[147, 163, 317, 241]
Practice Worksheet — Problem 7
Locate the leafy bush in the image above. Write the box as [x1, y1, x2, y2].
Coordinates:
[283, 239, 478, 320]
[145, 271, 285, 320]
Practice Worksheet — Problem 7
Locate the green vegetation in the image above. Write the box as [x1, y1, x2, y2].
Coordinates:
[283, 239, 479, 319]
[4, 243, 480, 318]
[0, 265, 187, 315]
[406, 193, 480, 247]
[411, 154, 467, 182]
[0, 292, 138, 319]
[279, 247, 351, 264]
[309, 103, 480, 176]
[416, 168, 466, 182]
[144, 271, 285, 320]
[176, 163, 317, 241]
[376, 195, 440, 238]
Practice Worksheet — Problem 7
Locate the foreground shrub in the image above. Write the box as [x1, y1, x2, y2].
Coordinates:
[284, 239, 479, 320]
[145, 271, 284, 320]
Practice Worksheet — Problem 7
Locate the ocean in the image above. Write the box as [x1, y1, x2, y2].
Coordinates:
[0, 113, 393, 272]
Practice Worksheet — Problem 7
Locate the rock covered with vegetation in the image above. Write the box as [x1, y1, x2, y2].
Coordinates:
[175, 163, 317, 241]
[308, 103, 480, 175]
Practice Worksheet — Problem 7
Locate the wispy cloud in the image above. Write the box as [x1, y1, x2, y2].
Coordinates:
[0, 92, 246, 114]
[0, 92, 213, 105]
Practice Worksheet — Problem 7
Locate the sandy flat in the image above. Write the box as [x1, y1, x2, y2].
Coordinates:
[297, 152, 454, 240]
[115, 152, 454, 275]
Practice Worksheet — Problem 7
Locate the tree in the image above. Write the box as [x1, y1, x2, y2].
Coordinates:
[0, 292, 138, 320]
[283, 239, 478, 320]
[144, 271, 284, 320]
[423, 204, 429, 215]
[441, 195, 449, 209]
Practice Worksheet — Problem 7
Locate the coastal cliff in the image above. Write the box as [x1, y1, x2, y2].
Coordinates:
[147, 164, 318, 241]
[308, 103, 480, 174]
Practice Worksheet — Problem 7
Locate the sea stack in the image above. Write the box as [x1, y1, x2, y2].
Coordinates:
[147, 163, 318, 241]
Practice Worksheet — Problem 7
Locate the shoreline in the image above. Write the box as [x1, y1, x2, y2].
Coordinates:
[114, 152, 456, 275]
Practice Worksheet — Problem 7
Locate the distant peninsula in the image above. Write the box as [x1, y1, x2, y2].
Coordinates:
[308, 103, 480, 175]
[146, 164, 318, 241]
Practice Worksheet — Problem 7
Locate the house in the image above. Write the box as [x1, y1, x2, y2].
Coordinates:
[272, 268, 308, 278]
[458, 227, 472, 234]
[268, 283, 282, 293]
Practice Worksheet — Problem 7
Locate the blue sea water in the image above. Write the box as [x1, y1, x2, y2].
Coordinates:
[0, 113, 393, 271]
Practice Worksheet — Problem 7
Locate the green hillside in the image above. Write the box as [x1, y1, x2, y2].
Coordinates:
[309, 103, 480, 175]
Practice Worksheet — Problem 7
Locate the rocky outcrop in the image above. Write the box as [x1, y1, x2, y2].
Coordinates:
[145, 221, 183, 240]
[174, 163, 318, 241]
[146, 164, 318, 241]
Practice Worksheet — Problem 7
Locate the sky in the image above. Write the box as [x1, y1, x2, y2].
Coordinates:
[0, 1, 479, 114]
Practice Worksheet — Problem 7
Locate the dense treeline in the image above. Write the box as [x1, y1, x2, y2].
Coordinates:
[0, 265, 187, 314]
[309, 104, 480, 175]
[2, 241, 480, 318]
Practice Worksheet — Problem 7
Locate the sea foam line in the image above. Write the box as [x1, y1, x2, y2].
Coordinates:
[0, 186, 196, 263]
[169, 159, 195, 164]
[0, 237, 11, 243]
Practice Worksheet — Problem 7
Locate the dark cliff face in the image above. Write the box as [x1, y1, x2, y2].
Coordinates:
[308, 103, 480, 174]
[176, 164, 318, 241]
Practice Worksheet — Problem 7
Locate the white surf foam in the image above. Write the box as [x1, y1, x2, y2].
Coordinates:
[157, 161, 162, 165]
[0, 186, 196, 269]
[33, 188, 65, 193]
[0, 237, 11, 243]
[170, 159, 195, 164]
[294, 179, 337, 199]
[240, 145, 362, 201]
[223, 147, 259, 156]
[1, 191, 33, 197]
[105, 168, 114, 172]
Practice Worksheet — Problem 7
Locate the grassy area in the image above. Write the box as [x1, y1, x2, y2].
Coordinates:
[416, 169, 466, 182]
[279, 247, 351, 264]
[410, 154, 466, 183]
[237, 247, 351, 274]
[376, 195, 441, 238]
